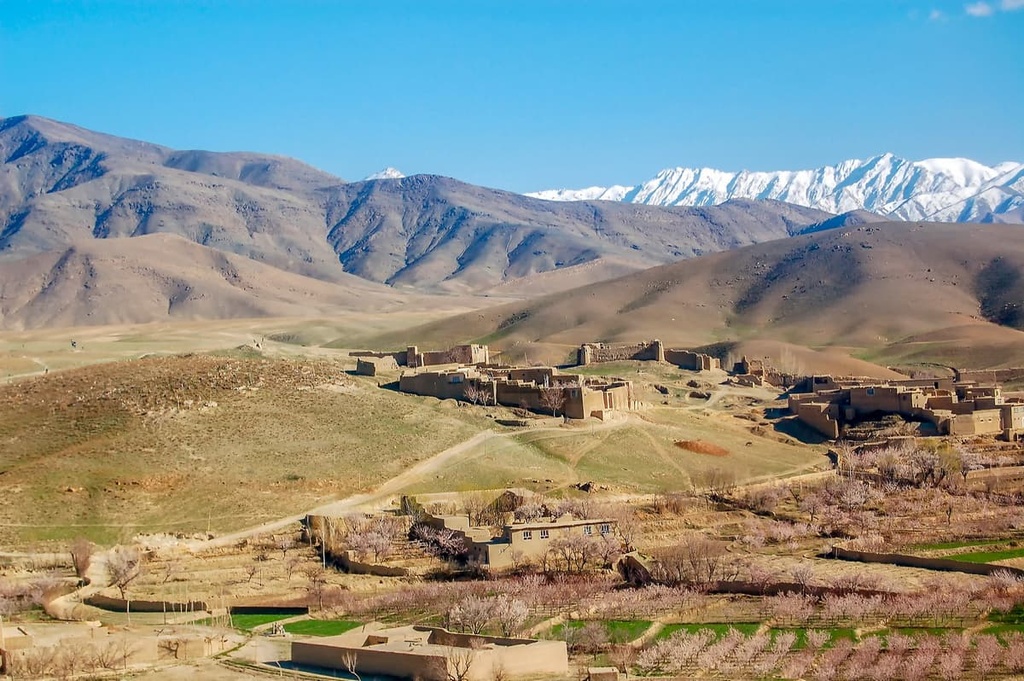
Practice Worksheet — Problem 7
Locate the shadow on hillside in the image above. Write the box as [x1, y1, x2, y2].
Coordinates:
[772, 416, 830, 445]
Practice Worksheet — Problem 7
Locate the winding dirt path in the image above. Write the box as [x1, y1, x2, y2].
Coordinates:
[185, 417, 632, 552]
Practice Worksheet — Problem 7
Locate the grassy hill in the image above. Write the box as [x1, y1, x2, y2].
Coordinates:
[0, 354, 493, 546]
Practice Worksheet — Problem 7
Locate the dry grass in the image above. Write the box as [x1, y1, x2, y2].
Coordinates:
[0, 353, 492, 547]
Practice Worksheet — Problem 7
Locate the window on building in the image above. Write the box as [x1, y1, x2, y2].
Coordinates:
[540, 529, 550, 539]
[522, 531, 532, 540]
[583, 525, 593, 535]
[866, 387, 875, 396]
[599, 524, 611, 535]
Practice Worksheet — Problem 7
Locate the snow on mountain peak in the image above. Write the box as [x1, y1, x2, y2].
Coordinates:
[525, 154, 1024, 223]
[364, 167, 405, 181]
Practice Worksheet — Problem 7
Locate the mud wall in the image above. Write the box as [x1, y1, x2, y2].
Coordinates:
[829, 547, 1024, 577]
[578, 340, 663, 365]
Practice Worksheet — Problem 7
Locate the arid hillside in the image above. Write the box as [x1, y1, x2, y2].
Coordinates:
[0, 233, 459, 330]
[383, 221, 1024, 369]
[322, 175, 832, 291]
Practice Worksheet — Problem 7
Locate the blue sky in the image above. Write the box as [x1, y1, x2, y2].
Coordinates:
[1, 1, 1021, 192]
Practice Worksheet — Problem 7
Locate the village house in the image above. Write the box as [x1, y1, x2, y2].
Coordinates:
[436, 513, 618, 570]
[404, 494, 619, 571]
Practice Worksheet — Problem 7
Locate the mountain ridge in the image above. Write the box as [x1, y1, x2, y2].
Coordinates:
[1, 114, 844, 297]
[528, 154, 1024, 224]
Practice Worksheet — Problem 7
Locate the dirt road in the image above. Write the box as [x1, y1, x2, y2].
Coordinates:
[184, 417, 631, 552]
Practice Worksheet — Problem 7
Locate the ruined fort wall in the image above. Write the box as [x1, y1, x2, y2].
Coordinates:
[958, 368, 1024, 385]
[350, 350, 409, 365]
[664, 349, 719, 371]
[578, 340, 663, 365]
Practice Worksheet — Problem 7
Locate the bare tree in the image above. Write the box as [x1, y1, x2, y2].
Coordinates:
[696, 467, 737, 501]
[285, 555, 302, 580]
[69, 537, 93, 581]
[464, 383, 491, 406]
[305, 566, 328, 610]
[462, 492, 490, 527]
[91, 640, 124, 670]
[601, 503, 638, 551]
[540, 388, 566, 417]
[107, 546, 143, 599]
[54, 642, 88, 678]
[549, 535, 599, 574]
[650, 535, 736, 588]
[161, 558, 183, 584]
[276, 537, 295, 559]
[342, 649, 361, 681]
[444, 639, 481, 681]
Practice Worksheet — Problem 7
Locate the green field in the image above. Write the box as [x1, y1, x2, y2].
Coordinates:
[912, 539, 1005, 551]
[196, 613, 294, 631]
[655, 622, 762, 641]
[283, 619, 364, 637]
[944, 546, 1024, 563]
[550, 619, 654, 644]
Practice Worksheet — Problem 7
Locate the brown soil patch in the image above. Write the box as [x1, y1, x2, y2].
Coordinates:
[675, 440, 729, 456]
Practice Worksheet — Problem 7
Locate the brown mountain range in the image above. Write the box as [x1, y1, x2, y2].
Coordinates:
[1, 115, 837, 300]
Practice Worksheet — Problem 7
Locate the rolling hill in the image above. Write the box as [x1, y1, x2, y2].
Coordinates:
[381, 221, 1024, 370]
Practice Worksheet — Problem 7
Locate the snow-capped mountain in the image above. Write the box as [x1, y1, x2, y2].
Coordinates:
[528, 154, 1024, 223]
[363, 167, 405, 180]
